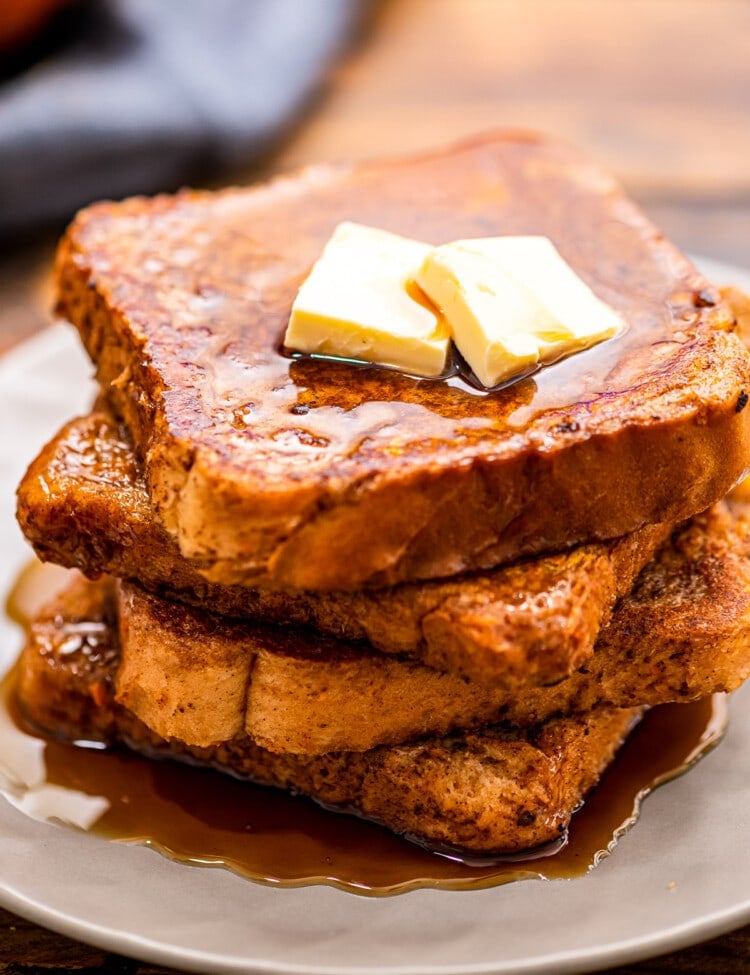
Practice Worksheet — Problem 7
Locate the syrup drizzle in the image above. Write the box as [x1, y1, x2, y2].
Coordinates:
[0, 563, 729, 896]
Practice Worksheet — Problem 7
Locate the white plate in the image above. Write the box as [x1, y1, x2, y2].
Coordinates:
[1, 258, 750, 975]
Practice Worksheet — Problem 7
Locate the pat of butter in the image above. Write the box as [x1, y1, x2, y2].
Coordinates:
[417, 237, 623, 388]
[416, 245, 551, 388]
[284, 222, 450, 378]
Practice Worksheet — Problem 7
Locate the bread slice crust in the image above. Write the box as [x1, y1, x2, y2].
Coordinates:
[114, 493, 750, 752]
[55, 131, 750, 589]
[15, 583, 641, 855]
[21, 493, 750, 754]
[17, 410, 671, 687]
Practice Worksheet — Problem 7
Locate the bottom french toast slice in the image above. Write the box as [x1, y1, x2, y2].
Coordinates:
[15, 577, 641, 854]
[112, 494, 750, 754]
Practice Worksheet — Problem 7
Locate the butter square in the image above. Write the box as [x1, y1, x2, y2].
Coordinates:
[417, 237, 622, 387]
[284, 222, 450, 378]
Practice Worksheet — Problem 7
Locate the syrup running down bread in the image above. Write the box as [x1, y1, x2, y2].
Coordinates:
[14, 575, 643, 855]
[1, 564, 729, 891]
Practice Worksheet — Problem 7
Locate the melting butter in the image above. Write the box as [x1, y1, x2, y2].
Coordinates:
[284, 222, 451, 378]
[417, 237, 623, 387]
[285, 223, 623, 389]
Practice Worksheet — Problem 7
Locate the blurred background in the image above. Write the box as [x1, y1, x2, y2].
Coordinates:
[1, 0, 749, 350]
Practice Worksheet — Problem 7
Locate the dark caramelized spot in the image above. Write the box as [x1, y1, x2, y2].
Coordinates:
[694, 289, 718, 308]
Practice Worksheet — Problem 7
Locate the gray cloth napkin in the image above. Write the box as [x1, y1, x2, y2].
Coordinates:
[0, 0, 365, 236]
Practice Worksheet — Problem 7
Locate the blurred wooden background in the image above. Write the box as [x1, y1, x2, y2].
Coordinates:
[278, 0, 750, 230]
[2, 0, 750, 972]
[3, 0, 750, 358]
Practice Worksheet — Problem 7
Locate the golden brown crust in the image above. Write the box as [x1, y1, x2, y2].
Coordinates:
[20, 493, 750, 755]
[54, 131, 750, 589]
[17, 410, 670, 687]
[115, 496, 750, 752]
[15, 584, 641, 854]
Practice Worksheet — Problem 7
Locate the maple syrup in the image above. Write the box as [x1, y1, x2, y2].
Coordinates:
[0, 562, 729, 896]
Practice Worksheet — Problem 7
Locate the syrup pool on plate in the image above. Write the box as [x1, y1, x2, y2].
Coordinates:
[0, 561, 729, 896]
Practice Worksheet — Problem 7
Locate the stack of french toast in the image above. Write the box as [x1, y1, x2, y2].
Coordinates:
[14, 132, 750, 856]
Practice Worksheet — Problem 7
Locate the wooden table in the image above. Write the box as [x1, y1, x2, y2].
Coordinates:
[2, 1, 750, 971]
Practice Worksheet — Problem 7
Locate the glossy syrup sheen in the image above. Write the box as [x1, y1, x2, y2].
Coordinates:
[1, 564, 729, 896]
[65, 135, 730, 474]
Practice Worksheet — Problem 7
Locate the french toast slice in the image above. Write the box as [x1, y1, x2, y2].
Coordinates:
[55, 131, 750, 590]
[15, 585, 642, 854]
[26, 493, 750, 754]
[18, 410, 671, 687]
[116, 496, 750, 751]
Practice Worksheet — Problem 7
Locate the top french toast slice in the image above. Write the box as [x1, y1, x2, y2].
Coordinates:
[55, 131, 750, 590]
